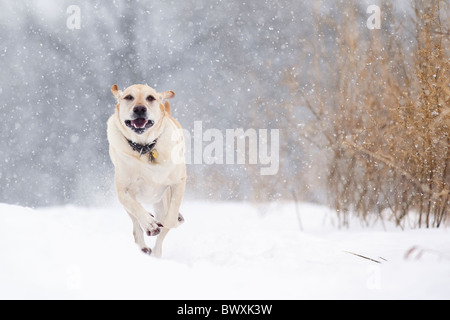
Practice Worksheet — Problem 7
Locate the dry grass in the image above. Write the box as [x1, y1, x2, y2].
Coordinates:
[285, 0, 449, 227]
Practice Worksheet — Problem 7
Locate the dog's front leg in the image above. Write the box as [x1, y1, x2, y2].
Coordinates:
[153, 182, 185, 257]
[116, 184, 163, 239]
[127, 212, 150, 254]
[153, 227, 169, 258]
[151, 184, 182, 257]
[161, 181, 186, 229]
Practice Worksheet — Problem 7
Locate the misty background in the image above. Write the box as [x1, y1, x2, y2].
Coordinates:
[0, 0, 421, 208]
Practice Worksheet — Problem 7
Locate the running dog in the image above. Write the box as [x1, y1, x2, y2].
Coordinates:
[107, 84, 186, 257]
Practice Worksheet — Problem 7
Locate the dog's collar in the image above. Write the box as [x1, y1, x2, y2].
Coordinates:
[127, 138, 159, 162]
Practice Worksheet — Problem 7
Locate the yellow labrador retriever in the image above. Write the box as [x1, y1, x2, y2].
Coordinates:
[107, 84, 186, 257]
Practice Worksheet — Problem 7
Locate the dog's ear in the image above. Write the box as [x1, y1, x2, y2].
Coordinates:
[111, 84, 123, 101]
[159, 90, 175, 100]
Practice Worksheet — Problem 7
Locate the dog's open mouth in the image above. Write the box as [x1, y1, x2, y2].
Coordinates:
[125, 118, 155, 134]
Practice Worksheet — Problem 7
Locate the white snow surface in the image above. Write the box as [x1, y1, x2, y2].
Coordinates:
[0, 201, 449, 300]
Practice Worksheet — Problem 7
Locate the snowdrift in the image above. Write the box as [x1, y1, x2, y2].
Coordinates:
[0, 201, 449, 299]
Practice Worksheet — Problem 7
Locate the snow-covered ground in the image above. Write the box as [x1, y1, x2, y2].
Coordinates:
[0, 201, 449, 299]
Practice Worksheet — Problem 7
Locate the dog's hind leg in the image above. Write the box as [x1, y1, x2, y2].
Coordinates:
[154, 187, 185, 226]
[152, 191, 170, 258]
[127, 211, 152, 255]
[153, 227, 170, 258]
[153, 189, 169, 223]
[152, 188, 184, 258]
[160, 183, 186, 229]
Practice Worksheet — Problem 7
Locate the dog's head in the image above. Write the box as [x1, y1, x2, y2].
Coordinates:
[111, 84, 174, 135]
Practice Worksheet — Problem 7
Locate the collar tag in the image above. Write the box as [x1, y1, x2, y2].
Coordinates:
[150, 149, 159, 162]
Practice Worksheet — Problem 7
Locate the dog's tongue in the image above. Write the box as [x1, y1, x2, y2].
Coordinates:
[131, 118, 147, 128]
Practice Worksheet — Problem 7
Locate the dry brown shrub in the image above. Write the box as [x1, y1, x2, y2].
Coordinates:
[285, 0, 449, 227]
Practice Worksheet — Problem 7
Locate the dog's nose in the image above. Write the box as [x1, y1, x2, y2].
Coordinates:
[133, 105, 147, 116]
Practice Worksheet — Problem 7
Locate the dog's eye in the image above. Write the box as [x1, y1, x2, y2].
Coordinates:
[147, 95, 155, 102]
[124, 95, 134, 101]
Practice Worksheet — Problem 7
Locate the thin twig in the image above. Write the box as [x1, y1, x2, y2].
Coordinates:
[291, 189, 303, 231]
[343, 251, 385, 264]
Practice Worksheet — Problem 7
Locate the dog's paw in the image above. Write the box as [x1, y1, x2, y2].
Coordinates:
[177, 213, 185, 225]
[141, 247, 152, 256]
[139, 213, 163, 237]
